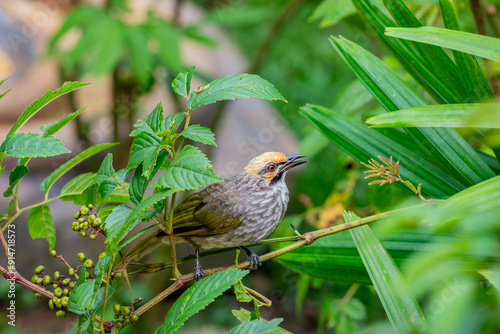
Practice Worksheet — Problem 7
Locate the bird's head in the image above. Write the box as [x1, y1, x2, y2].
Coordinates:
[243, 152, 307, 185]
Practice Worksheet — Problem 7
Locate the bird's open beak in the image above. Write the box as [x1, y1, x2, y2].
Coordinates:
[280, 154, 307, 173]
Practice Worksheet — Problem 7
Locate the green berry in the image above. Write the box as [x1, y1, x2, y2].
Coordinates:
[77, 253, 86, 262]
[84, 259, 94, 269]
[78, 217, 85, 223]
[43, 275, 52, 286]
[114, 271, 123, 279]
[83, 223, 89, 230]
[131, 314, 139, 323]
[61, 296, 69, 307]
[74, 213, 80, 219]
[123, 317, 131, 325]
[54, 287, 63, 297]
[48, 299, 55, 309]
[88, 204, 94, 209]
[113, 303, 121, 315]
[115, 321, 123, 329]
[89, 234, 96, 240]
[56, 310, 66, 318]
[79, 231, 86, 237]
[69, 282, 76, 289]
[88, 215, 95, 223]
[53, 271, 61, 281]
[35, 265, 45, 274]
[31, 275, 38, 283]
[50, 250, 57, 257]
[52, 283, 58, 289]
[85, 271, 90, 278]
[72, 222, 79, 231]
[62, 278, 71, 286]
[52, 296, 58, 303]
[80, 206, 89, 215]
[36, 277, 43, 285]
[98, 252, 106, 260]
[34, 292, 42, 299]
[68, 268, 75, 276]
[63, 288, 69, 296]
[120, 306, 131, 316]
[94, 218, 102, 226]
[55, 298, 62, 309]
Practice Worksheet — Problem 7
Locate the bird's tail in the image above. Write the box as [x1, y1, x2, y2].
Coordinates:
[123, 228, 168, 263]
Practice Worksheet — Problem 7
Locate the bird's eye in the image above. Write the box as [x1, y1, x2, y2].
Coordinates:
[267, 164, 276, 172]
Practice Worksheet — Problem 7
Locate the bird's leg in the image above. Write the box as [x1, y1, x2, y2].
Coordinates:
[193, 249, 205, 282]
[240, 246, 262, 270]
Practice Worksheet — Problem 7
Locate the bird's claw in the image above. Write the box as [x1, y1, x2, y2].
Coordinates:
[248, 253, 262, 270]
[193, 265, 205, 282]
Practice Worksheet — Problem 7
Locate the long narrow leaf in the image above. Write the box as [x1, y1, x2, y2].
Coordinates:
[300, 104, 463, 198]
[385, 27, 500, 62]
[439, 0, 493, 102]
[331, 36, 495, 185]
[345, 211, 426, 332]
[366, 103, 500, 128]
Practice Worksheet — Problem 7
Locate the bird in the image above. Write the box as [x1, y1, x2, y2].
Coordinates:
[124, 152, 307, 281]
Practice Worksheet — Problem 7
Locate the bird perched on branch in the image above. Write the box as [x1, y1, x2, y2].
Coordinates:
[125, 152, 307, 281]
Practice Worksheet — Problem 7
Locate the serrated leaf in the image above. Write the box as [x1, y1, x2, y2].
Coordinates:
[68, 266, 93, 315]
[40, 142, 117, 195]
[106, 189, 176, 251]
[181, 124, 217, 146]
[153, 145, 223, 190]
[27, 204, 56, 251]
[99, 179, 118, 202]
[4, 165, 29, 197]
[144, 103, 164, 133]
[60, 172, 96, 203]
[159, 112, 186, 134]
[0, 133, 70, 158]
[187, 73, 286, 110]
[171, 66, 196, 97]
[346, 212, 426, 333]
[8, 81, 88, 135]
[40, 108, 86, 137]
[385, 26, 500, 62]
[103, 204, 132, 244]
[127, 132, 161, 178]
[130, 164, 147, 205]
[156, 269, 249, 334]
[228, 319, 283, 334]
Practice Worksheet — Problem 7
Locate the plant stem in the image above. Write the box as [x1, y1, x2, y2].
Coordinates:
[99, 253, 116, 333]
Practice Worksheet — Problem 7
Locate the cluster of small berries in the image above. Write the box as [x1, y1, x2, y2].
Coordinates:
[112, 303, 140, 329]
[30, 250, 95, 318]
[71, 204, 102, 240]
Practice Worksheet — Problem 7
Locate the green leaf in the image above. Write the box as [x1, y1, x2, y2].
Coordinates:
[106, 189, 176, 251]
[94, 153, 115, 183]
[346, 212, 426, 332]
[366, 103, 500, 128]
[40, 142, 117, 195]
[300, 104, 463, 198]
[103, 204, 132, 245]
[40, 108, 86, 137]
[181, 125, 217, 146]
[309, 0, 357, 28]
[99, 180, 118, 202]
[385, 26, 500, 62]
[171, 66, 196, 97]
[59, 173, 95, 202]
[86, 17, 125, 76]
[151, 21, 182, 71]
[479, 267, 500, 291]
[331, 36, 495, 186]
[438, 0, 493, 102]
[159, 112, 186, 134]
[228, 319, 283, 334]
[231, 309, 292, 334]
[126, 25, 153, 85]
[127, 132, 161, 178]
[144, 103, 164, 133]
[8, 82, 88, 135]
[27, 204, 56, 251]
[277, 229, 452, 283]
[68, 267, 96, 315]
[0, 133, 70, 158]
[156, 269, 249, 334]
[153, 145, 223, 190]
[187, 73, 286, 110]
[4, 165, 29, 197]
[0, 78, 11, 100]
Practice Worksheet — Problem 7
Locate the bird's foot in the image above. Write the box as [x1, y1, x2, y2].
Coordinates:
[240, 246, 261, 270]
[193, 264, 205, 282]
